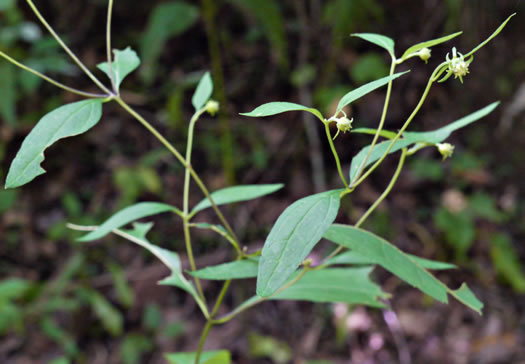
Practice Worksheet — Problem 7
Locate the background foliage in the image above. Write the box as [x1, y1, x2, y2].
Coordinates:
[1, 0, 525, 363]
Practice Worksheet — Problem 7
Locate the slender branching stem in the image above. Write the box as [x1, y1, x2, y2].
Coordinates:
[183, 110, 207, 302]
[0, 51, 107, 98]
[113, 97, 239, 246]
[210, 279, 231, 318]
[351, 56, 397, 187]
[106, 0, 117, 93]
[25, 0, 112, 95]
[324, 122, 349, 189]
[195, 321, 213, 364]
[320, 148, 408, 265]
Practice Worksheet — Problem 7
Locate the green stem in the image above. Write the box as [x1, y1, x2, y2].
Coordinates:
[114, 97, 239, 246]
[0, 50, 107, 98]
[195, 321, 213, 364]
[210, 279, 231, 318]
[351, 65, 442, 189]
[25, 0, 112, 95]
[351, 57, 396, 187]
[322, 148, 408, 264]
[105, 0, 116, 93]
[324, 122, 349, 189]
[183, 110, 207, 302]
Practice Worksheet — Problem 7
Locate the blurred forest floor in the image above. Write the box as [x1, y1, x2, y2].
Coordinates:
[1, 0, 525, 363]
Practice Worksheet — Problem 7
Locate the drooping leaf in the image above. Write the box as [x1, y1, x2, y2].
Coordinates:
[227, 0, 287, 67]
[139, 1, 199, 83]
[349, 102, 500, 183]
[272, 267, 387, 307]
[465, 13, 516, 57]
[352, 33, 395, 56]
[401, 31, 463, 60]
[97, 47, 141, 90]
[189, 258, 259, 280]
[5, 99, 103, 189]
[326, 250, 457, 270]
[165, 350, 231, 364]
[257, 190, 342, 297]
[324, 224, 483, 313]
[192, 71, 213, 110]
[490, 233, 525, 293]
[336, 71, 409, 113]
[0, 278, 33, 300]
[191, 184, 283, 215]
[240, 102, 323, 121]
[78, 202, 181, 242]
[111, 222, 208, 315]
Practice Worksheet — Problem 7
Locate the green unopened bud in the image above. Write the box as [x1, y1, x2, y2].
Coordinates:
[335, 115, 353, 133]
[418, 48, 431, 63]
[437, 143, 454, 160]
[205, 100, 219, 116]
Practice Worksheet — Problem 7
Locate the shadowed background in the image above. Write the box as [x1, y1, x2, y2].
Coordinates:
[1, 0, 525, 363]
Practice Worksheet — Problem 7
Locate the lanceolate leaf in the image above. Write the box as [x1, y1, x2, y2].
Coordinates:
[189, 258, 259, 280]
[272, 267, 388, 307]
[240, 102, 323, 121]
[192, 71, 213, 110]
[348, 102, 500, 183]
[465, 13, 516, 58]
[165, 350, 231, 364]
[401, 31, 463, 60]
[403, 102, 500, 144]
[191, 184, 284, 215]
[336, 71, 409, 113]
[78, 202, 182, 242]
[5, 100, 103, 189]
[97, 47, 141, 91]
[324, 224, 483, 314]
[327, 250, 457, 270]
[257, 190, 342, 297]
[352, 33, 395, 56]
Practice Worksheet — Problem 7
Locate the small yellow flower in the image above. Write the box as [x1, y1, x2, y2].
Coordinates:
[327, 111, 353, 140]
[445, 47, 472, 83]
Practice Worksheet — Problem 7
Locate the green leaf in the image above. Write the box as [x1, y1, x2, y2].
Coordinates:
[327, 250, 456, 270]
[191, 184, 283, 215]
[139, 1, 199, 83]
[5, 99, 103, 189]
[324, 224, 483, 314]
[0, 278, 33, 300]
[490, 233, 525, 293]
[114, 222, 208, 315]
[257, 190, 342, 297]
[165, 350, 231, 364]
[336, 71, 409, 113]
[227, 0, 287, 68]
[465, 13, 516, 58]
[349, 138, 413, 183]
[97, 47, 141, 91]
[78, 202, 181, 242]
[189, 258, 259, 280]
[401, 31, 463, 60]
[240, 102, 323, 121]
[352, 127, 397, 139]
[404, 102, 500, 144]
[272, 267, 387, 307]
[192, 71, 213, 110]
[352, 33, 395, 56]
[349, 102, 500, 183]
[78, 288, 123, 336]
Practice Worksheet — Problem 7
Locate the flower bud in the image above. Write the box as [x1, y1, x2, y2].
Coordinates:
[336, 116, 353, 133]
[418, 48, 431, 63]
[437, 143, 454, 160]
[205, 100, 219, 116]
